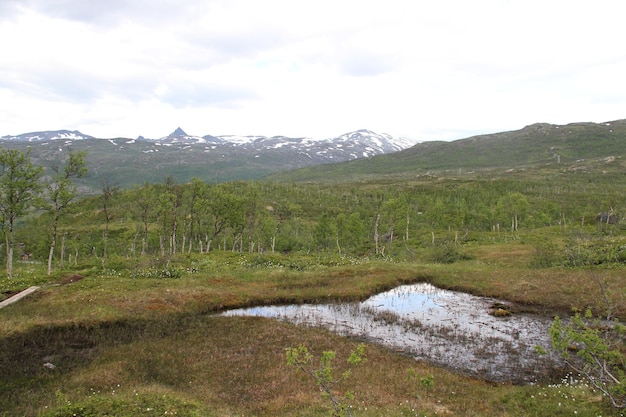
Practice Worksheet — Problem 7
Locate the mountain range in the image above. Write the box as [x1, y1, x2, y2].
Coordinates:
[2, 119, 624, 190]
[0, 128, 415, 191]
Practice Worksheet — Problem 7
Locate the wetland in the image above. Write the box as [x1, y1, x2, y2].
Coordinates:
[223, 283, 564, 383]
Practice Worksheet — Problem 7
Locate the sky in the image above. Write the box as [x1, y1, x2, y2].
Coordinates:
[1, 0, 625, 142]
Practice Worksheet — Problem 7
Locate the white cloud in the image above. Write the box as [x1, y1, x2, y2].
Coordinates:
[1, 0, 625, 140]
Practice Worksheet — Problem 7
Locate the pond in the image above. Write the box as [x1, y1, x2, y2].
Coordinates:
[221, 283, 564, 383]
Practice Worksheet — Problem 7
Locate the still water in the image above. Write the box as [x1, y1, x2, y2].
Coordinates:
[221, 283, 563, 383]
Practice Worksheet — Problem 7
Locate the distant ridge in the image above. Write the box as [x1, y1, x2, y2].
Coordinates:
[267, 119, 626, 182]
[0, 130, 95, 141]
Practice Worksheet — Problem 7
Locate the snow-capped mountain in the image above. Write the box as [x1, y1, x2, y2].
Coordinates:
[0, 130, 95, 141]
[139, 127, 413, 160]
[1, 127, 414, 157]
[328, 129, 412, 155]
[0, 127, 415, 189]
[147, 127, 222, 145]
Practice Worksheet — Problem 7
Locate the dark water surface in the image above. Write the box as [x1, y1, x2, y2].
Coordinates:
[221, 283, 563, 383]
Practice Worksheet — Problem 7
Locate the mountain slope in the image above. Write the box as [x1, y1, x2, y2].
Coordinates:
[267, 120, 626, 182]
[0, 130, 96, 141]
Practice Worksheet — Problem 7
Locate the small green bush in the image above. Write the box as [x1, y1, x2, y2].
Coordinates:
[426, 242, 472, 264]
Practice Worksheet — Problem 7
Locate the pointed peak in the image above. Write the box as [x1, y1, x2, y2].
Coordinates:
[170, 127, 187, 136]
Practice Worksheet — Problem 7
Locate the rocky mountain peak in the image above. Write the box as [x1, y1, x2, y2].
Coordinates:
[170, 127, 188, 136]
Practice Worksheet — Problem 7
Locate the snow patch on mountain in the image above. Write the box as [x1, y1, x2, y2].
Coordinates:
[218, 135, 264, 144]
[0, 130, 95, 141]
[0, 127, 417, 165]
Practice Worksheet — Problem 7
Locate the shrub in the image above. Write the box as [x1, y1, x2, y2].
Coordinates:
[286, 343, 366, 417]
[426, 242, 472, 264]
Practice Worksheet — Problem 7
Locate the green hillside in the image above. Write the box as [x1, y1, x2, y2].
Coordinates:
[268, 119, 626, 182]
[0, 139, 328, 192]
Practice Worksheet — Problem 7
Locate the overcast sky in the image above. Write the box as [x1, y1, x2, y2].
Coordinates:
[1, 0, 625, 141]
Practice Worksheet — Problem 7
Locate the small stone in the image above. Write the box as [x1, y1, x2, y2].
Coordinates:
[493, 308, 511, 317]
[43, 362, 56, 370]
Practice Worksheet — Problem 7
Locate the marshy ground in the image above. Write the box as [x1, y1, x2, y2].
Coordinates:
[0, 247, 622, 416]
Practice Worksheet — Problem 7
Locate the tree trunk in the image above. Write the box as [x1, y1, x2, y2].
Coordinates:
[47, 229, 56, 276]
[374, 213, 380, 255]
[131, 231, 139, 258]
[48, 208, 63, 275]
[405, 212, 410, 241]
[60, 233, 66, 268]
[5, 230, 13, 278]
[103, 228, 108, 263]
[171, 223, 177, 254]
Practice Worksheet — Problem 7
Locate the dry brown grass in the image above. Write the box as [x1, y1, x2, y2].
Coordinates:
[0, 312, 522, 416]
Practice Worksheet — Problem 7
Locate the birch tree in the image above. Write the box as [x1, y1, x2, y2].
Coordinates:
[0, 149, 43, 278]
[46, 150, 87, 275]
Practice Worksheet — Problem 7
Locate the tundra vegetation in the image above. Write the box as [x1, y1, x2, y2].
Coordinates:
[0, 146, 626, 416]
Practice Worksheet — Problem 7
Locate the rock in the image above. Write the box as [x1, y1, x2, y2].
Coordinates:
[492, 308, 511, 317]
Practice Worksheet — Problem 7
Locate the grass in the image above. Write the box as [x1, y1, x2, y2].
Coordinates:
[0, 249, 622, 416]
[1, 314, 611, 417]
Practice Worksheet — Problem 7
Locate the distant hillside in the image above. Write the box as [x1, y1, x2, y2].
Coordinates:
[267, 120, 626, 182]
[0, 128, 414, 191]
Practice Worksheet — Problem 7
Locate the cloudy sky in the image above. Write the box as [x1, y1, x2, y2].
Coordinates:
[1, 0, 625, 141]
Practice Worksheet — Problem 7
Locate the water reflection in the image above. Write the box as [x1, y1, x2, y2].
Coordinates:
[221, 283, 562, 383]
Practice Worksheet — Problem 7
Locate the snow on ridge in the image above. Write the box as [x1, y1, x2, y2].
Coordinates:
[395, 136, 420, 148]
[217, 135, 318, 147]
[56, 132, 85, 140]
[180, 136, 206, 144]
[0, 130, 94, 141]
[156, 134, 207, 144]
[218, 135, 264, 144]
[0, 128, 415, 164]
[1, 128, 415, 150]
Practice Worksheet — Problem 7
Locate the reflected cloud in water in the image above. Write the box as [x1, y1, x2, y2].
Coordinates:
[221, 283, 563, 383]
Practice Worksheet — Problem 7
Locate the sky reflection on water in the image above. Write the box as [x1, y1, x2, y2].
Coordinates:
[221, 283, 563, 383]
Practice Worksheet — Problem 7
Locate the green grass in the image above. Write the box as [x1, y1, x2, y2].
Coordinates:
[0, 250, 622, 416]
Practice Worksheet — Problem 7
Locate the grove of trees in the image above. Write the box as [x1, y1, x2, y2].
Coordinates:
[0, 148, 86, 277]
[1, 145, 623, 276]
